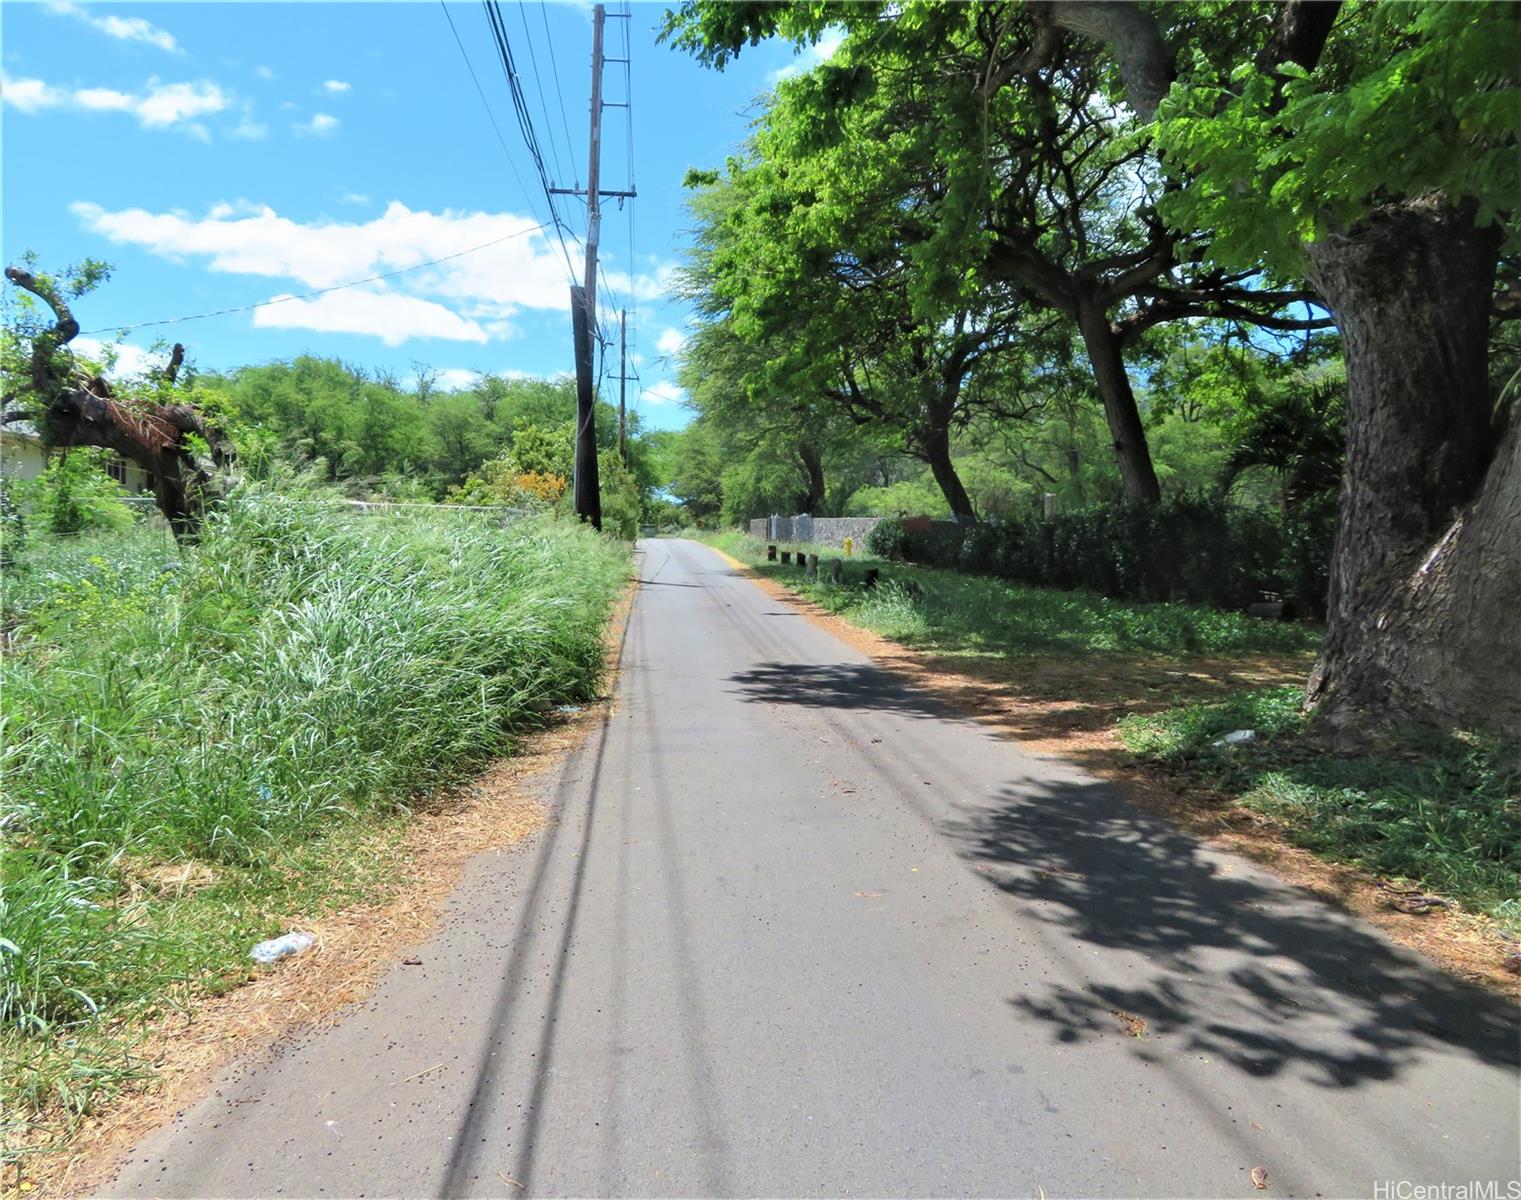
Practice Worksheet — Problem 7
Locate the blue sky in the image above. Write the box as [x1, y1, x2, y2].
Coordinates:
[2, 1, 829, 430]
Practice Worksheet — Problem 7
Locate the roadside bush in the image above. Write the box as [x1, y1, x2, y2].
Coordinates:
[12, 450, 137, 537]
[893, 497, 1332, 614]
[865, 515, 908, 559]
[902, 520, 967, 569]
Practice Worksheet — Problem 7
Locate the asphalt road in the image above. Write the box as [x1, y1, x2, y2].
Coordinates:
[107, 538, 1520, 1199]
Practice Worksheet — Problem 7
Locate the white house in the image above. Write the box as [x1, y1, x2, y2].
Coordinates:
[1, 421, 155, 494]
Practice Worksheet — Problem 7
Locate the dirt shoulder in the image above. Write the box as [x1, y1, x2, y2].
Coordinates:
[9, 582, 639, 1200]
[707, 546, 1520, 1002]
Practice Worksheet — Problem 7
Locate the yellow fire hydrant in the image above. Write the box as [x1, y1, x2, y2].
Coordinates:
[843, 536, 854, 557]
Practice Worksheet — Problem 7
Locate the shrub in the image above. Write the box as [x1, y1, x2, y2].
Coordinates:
[866, 516, 909, 559]
[902, 521, 966, 569]
[13, 450, 137, 537]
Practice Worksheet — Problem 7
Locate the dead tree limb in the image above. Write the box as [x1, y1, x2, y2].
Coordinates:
[4, 265, 230, 538]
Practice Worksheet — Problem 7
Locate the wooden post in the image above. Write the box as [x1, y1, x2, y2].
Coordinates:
[767, 544, 777, 561]
[864, 568, 880, 588]
[807, 553, 819, 578]
[780, 551, 792, 564]
[830, 558, 843, 584]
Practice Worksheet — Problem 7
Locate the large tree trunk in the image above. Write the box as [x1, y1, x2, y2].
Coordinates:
[921, 423, 976, 520]
[798, 441, 826, 514]
[1076, 295, 1161, 506]
[1302, 199, 1516, 739]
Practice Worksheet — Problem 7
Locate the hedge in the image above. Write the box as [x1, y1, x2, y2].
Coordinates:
[867, 496, 1335, 615]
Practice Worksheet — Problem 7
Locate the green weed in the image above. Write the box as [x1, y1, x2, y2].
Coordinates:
[1, 489, 628, 1141]
[1120, 689, 1521, 926]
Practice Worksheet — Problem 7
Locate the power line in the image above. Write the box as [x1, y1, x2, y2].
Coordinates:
[439, 0, 545, 234]
[514, 0, 568, 186]
[538, 1, 580, 184]
[481, 0, 579, 282]
[621, 1, 639, 414]
[77, 223, 551, 335]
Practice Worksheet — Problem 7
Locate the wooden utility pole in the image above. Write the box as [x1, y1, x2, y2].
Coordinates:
[618, 308, 627, 465]
[570, 2, 607, 530]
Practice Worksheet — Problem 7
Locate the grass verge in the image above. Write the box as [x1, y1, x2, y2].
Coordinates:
[2, 492, 629, 1163]
[1119, 690, 1521, 931]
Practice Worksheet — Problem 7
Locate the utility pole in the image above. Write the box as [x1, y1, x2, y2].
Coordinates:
[570, 2, 607, 530]
[618, 308, 627, 465]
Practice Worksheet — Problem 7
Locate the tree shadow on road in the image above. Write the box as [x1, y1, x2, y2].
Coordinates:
[728, 658, 1521, 1091]
[950, 775, 1520, 1088]
[727, 660, 974, 719]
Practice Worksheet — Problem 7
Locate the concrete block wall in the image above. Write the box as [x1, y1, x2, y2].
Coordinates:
[748, 514, 885, 549]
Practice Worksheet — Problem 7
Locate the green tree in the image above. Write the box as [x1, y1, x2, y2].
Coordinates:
[667, 0, 1521, 741]
[665, 2, 1328, 507]
[680, 112, 1029, 518]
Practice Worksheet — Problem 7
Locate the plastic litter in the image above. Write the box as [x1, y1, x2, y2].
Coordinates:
[1211, 729, 1257, 748]
[556, 704, 583, 714]
[250, 932, 316, 964]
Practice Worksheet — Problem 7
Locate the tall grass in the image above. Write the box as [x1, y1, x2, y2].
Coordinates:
[1, 490, 628, 1133]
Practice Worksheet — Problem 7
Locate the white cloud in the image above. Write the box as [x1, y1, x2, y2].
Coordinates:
[1, 71, 229, 135]
[340, 192, 371, 206]
[136, 80, 227, 127]
[47, 1, 181, 53]
[73, 86, 133, 112]
[431, 367, 483, 390]
[604, 259, 678, 305]
[642, 381, 686, 407]
[231, 111, 268, 140]
[768, 28, 845, 84]
[295, 112, 339, 137]
[322, 79, 351, 94]
[1, 74, 63, 113]
[254, 65, 276, 81]
[253, 288, 490, 347]
[71, 336, 170, 381]
[72, 199, 574, 346]
[656, 327, 687, 356]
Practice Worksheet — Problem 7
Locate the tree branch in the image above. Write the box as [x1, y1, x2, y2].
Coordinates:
[1255, 0, 1343, 75]
[1036, 1, 1174, 121]
[5, 265, 81, 395]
